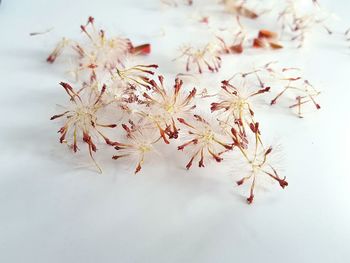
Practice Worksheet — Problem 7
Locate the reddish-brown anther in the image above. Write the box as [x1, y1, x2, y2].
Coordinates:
[58, 126, 67, 143]
[122, 124, 130, 132]
[100, 124, 117, 128]
[135, 163, 142, 174]
[247, 194, 254, 204]
[104, 138, 115, 146]
[249, 122, 260, 134]
[174, 78, 182, 96]
[83, 132, 97, 152]
[236, 178, 244, 185]
[72, 141, 78, 152]
[177, 118, 194, 129]
[80, 25, 87, 34]
[50, 111, 69, 120]
[278, 178, 288, 188]
[60, 82, 72, 90]
[250, 87, 271, 97]
[258, 87, 270, 93]
[87, 16, 94, 25]
[47, 55, 56, 63]
[265, 147, 273, 156]
[231, 127, 238, 137]
[210, 102, 220, 112]
[186, 156, 195, 170]
[178, 139, 198, 151]
[209, 150, 223, 162]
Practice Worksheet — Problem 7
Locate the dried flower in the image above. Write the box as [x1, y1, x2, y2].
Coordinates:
[263, 63, 321, 117]
[175, 43, 221, 74]
[216, 17, 246, 54]
[211, 72, 271, 122]
[112, 119, 161, 174]
[47, 16, 151, 80]
[50, 81, 116, 172]
[44, 6, 338, 205]
[138, 76, 197, 142]
[278, 0, 332, 47]
[233, 140, 288, 204]
[177, 115, 232, 169]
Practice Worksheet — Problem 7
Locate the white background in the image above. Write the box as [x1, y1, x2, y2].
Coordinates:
[0, 0, 350, 262]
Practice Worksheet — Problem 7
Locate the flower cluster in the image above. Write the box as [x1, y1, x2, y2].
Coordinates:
[47, 16, 151, 80]
[47, 10, 328, 205]
[170, 0, 336, 73]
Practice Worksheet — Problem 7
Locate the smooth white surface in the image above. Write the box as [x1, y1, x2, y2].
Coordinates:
[0, 0, 350, 262]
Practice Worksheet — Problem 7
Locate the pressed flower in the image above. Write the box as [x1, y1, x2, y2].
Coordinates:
[231, 129, 287, 204]
[140, 76, 197, 141]
[75, 17, 131, 70]
[112, 119, 161, 174]
[47, 16, 151, 80]
[216, 17, 246, 54]
[175, 43, 222, 74]
[263, 64, 321, 117]
[50, 81, 117, 172]
[211, 72, 270, 123]
[278, 0, 332, 47]
[177, 115, 232, 169]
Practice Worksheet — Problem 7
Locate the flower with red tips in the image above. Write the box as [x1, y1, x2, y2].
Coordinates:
[277, 0, 332, 48]
[211, 72, 271, 123]
[112, 119, 161, 174]
[140, 76, 197, 141]
[232, 139, 287, 204]
[177, 115, 232, 169]
[216, 17, 246, 54]
[176, 43, 221, 74]
[264, 64, 321, 117]
[50, 81, 116, 172]
[47, 16, 151, 80]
